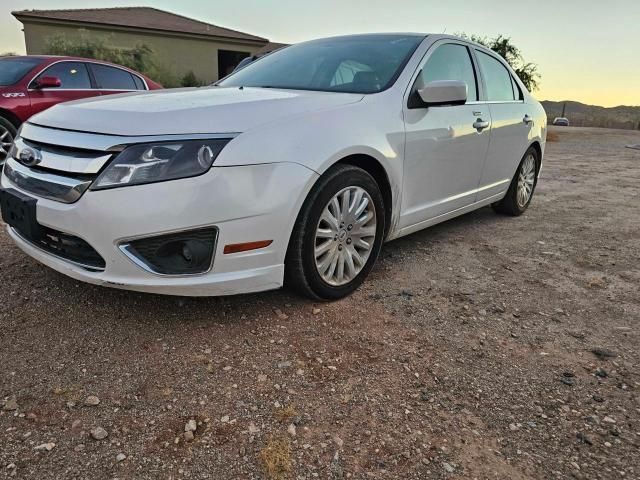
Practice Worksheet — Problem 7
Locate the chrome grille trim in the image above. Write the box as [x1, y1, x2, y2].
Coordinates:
[12, 137, 113, 175]
[3, 158, 93, 203]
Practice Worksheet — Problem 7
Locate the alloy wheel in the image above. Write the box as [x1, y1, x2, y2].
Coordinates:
[314, 186, 377, 286]
[0, 126, 14, 162]
[517, 154, 536, 208]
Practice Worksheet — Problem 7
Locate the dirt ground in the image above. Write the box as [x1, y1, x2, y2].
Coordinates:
[1, 126, 639, 480]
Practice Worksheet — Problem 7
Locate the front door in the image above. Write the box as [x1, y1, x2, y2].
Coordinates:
[400, 42, 491, 229]
[28, 61, 97, 116]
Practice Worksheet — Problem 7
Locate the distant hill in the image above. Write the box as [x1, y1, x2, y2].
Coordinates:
[542, 100, 640, 130]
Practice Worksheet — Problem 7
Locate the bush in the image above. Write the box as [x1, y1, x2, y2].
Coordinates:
[180, 71, 202, 87]
[43, 31, 182, 87]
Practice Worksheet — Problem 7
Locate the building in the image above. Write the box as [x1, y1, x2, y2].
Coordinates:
[12, 7, 275, 84]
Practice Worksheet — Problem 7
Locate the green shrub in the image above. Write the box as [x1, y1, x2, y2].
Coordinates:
[180, 70, 202, 87]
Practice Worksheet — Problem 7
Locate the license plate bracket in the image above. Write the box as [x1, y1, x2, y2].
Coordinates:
[0, 187, 42, 239]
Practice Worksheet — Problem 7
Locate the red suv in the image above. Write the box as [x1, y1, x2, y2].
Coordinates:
[0, 55, 162, 160]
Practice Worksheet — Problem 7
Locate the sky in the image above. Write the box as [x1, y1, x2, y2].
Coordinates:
[1, 0, 638, 107]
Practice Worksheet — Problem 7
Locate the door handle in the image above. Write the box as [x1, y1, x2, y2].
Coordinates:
[523, 114, 534, 125]
[473, 119, 490, 132]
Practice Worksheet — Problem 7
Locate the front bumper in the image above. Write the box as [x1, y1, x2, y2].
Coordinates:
[1, 162, 318, 296]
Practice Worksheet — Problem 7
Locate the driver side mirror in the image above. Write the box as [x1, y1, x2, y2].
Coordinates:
[35, 76, 62, 89]
[415, 80, 467, 107]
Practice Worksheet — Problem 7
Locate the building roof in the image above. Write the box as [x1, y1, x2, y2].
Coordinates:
[12, 7, 268, 43]
[255, 42, 290, 56]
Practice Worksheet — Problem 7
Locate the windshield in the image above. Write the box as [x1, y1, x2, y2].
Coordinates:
[0, 57, 41, 86]
[218, 34, 424, 94]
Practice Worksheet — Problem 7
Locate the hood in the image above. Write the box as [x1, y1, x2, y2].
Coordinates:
[29, 86, 364, 136]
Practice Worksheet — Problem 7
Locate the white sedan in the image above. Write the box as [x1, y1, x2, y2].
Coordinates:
[0, 34, 546, 299]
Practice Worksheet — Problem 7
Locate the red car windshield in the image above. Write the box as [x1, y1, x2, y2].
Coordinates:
[0, 57, 41, 86]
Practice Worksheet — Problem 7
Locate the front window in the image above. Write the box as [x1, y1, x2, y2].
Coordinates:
[417, 43, 478, 101]
[218, 35, 424, 94]
[33, 62, 92, 89]
[0, 57, 41, 86]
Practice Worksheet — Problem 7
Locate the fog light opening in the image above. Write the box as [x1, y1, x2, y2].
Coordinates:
[121, 227, 217, 275]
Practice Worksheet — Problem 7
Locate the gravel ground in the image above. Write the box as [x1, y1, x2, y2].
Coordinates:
[1, 126, 639, 479]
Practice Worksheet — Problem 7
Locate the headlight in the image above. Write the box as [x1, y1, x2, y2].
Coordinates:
[91, 138, 232, 190]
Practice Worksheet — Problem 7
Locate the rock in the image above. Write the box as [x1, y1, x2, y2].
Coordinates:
[274, 308, 289, 320]
[220, 415, 230, 423]
[591, 348, 617, 360]
[277, 361, 292, 369]
[84, 395, 100, 406]
[184, 431, 195, 442]
[34, 442, 56, 451]
[577, 432, 593, 445]
[592, 394, 604, 403]
[3, 396, 18, 411]
[116, 453, 126, 462]
[560, 377, 575, 386]
[595, 367, 608, 378]
[248, 422, 260, 434]
[312, 308, 321, 315]
[185, 419, 197, 432]
[71, 419, 82, 430]
[333, 435, 344, 448]
[509, 423, 518, 431]
[603, 416, 616, 423]
[90, 427, 108, 440]
[443, 462, 455, 473]
[287, 423, 296, 436]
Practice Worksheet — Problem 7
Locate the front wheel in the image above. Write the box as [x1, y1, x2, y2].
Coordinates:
[0, 117, 17, 163]
[285, 164, 385, 300]
[493, 147, 539, 216]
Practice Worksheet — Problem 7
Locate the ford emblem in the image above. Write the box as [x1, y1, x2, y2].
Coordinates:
[18, 147, 42, 167]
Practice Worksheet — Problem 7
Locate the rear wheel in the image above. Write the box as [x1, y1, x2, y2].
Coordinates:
[493, 147, 539, 216]
[0, 117, 17, 162]
[285, 164, 385, 300]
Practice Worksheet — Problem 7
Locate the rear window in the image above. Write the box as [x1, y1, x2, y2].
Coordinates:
[91, 64, 140, 90]
[0, 57, 41, 86]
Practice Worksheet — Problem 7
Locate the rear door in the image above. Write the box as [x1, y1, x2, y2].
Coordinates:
[401, 41, 491, 229]
[88, 63, 147, 96]
[473, 50, 533, 201]
[28, 61, 97, 116]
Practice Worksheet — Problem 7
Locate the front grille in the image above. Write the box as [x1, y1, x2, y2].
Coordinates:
[4, 136, 112, 204]
[14, 225, 106, 271]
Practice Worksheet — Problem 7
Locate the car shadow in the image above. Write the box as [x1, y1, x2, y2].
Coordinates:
[5, 205, 509, 325]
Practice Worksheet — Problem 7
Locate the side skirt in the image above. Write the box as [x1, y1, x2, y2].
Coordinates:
[388, 191, 506, 241]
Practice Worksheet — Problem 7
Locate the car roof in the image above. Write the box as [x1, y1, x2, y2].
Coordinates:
[3, 55, 146, 74]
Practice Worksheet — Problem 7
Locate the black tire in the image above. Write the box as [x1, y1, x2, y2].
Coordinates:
[285, 164, 386, 300]
[0, 116, 17, 162]
[492, 146, 539, 216]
